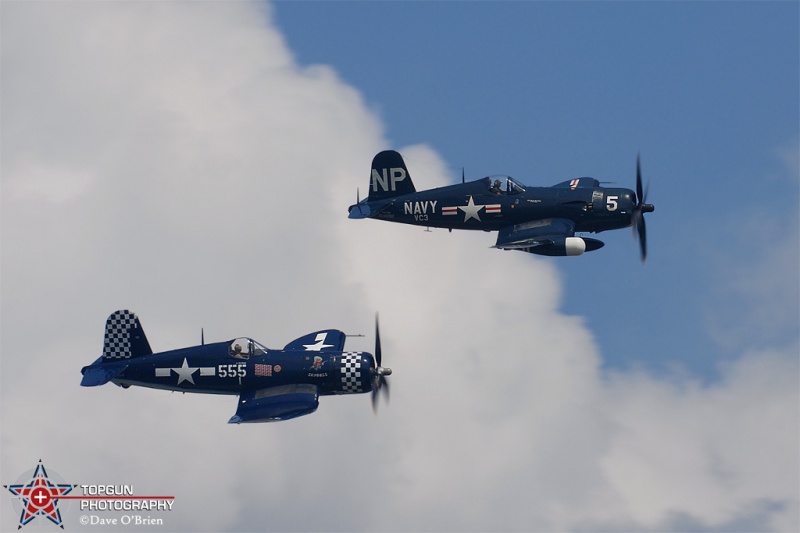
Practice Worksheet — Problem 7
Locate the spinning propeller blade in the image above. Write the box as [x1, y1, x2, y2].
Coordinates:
[371, 315, 391, 413]
[632, 154, 654, 263]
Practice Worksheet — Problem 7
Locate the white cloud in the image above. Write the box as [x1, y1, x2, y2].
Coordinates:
[774, 137, 799, 183]
[599, 348, 799, 532]
[704, 142, 800, 353]
[1, 2, 796, 532]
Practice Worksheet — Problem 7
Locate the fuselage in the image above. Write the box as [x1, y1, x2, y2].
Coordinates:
[90, 340, 376, 397]
[353, 176, 637, 235]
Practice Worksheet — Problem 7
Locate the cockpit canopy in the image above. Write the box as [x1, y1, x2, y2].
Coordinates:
[229, 338, 268, 360]
[483, 176, 526, 195]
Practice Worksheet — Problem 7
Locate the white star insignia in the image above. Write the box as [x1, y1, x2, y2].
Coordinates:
[173, 357, 199, 385]
[458, 196, 485, 222]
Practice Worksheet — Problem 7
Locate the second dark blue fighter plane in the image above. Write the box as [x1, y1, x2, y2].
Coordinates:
[349, 150, 655, 261]
[81, 311, 391, 422]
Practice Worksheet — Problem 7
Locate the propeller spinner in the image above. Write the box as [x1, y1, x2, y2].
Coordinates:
[632, 155, 655, 262]
[371, 316, 391, 412]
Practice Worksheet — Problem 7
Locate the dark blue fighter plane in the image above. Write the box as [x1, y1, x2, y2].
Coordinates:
[80, 311, 391, 422]
[349, 150, 655, 261]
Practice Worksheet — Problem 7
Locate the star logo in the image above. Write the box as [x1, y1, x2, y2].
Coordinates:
[173, 358, 199, 385]
[155, 358, 209, 384]
[458, 196, 485, 222]
[5, 460, 75, 529]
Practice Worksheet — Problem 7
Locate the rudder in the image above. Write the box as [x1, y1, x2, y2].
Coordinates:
[102, 310, 152, 359]
[368, 150, 416, 201]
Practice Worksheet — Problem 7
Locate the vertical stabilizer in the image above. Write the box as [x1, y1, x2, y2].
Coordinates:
[102, 310, 152, 359]
[368, 150, 417, 201]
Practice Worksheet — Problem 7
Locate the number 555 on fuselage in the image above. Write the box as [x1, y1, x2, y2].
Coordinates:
[348, 150, 654, 261]
[80, 310, 391, 423]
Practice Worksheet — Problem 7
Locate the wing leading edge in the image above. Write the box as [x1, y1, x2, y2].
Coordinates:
[229, 384, 320, 423]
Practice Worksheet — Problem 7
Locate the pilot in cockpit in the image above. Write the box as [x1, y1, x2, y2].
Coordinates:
[490, 179, 502, 194]
[232, 344, 243, 357]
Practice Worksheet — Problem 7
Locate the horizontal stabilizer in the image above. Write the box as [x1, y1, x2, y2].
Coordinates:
[229, 385, 320, 423]
[348, 202, 372, 219]
[284, 329, 347, 352]
[80, 363, 127, 387]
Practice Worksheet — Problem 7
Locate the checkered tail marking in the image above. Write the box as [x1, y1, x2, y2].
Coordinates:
[102, 310, 140, 359]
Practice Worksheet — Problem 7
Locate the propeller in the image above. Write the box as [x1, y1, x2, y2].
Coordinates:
[371, 315, 391, 412]
[632, 155, 655, 263]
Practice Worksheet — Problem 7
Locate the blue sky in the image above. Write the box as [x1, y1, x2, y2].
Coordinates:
[1, 2, 797, 531]
[274, 1, 799, 378]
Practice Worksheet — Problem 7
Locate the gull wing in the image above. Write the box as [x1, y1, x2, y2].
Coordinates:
[494, 218, 576, 250]
[228, 384, 320, 423]
[494, 218, 604, 256]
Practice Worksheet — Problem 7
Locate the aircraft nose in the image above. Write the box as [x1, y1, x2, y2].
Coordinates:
[339, 352, 371, 393]
[642, 203, 655, 213]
